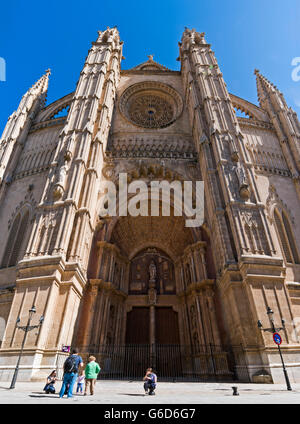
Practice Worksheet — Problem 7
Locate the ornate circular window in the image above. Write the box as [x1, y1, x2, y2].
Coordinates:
[119, 82, 183, 129]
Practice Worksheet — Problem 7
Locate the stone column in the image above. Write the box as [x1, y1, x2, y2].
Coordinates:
[149, 305, 155, 346]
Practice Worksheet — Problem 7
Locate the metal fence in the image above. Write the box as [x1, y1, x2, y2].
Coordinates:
[72, 343, 251, 382]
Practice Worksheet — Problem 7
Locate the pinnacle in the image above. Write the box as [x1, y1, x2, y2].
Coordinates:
[27, 69, 51, 98]
[254, 68, 285, 109]
[254, 69, 277, 90]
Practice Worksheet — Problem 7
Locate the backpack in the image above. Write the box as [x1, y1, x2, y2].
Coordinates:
[64, 355, 78, 374]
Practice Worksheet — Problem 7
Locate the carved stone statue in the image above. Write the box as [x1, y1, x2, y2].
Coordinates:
[149, 260, 156, 281]
[235, 162, 247, 187]
[235, 162, 251, 200]
[58, 163, 68, 185]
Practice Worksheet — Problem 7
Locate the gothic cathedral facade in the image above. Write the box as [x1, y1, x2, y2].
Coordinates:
[0, 27, 300, 383]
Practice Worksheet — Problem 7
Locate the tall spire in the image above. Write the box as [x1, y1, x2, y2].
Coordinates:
[254, 69, 300, 182]
[17, 68, 51, 115]
[0, 69, 50, 184]
[0, 69, 51, 141]
[254, 68, 286, 109]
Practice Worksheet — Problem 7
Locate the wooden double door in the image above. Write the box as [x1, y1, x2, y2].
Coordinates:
[125, 306, 181, 378]
[125, 306, 180, 344]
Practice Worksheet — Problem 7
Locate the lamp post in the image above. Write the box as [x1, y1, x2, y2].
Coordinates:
[10, 305, 44, 389]
[257, 306, 292, 391]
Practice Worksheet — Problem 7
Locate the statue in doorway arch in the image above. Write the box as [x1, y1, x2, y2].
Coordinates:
[149, 260, 157, 282]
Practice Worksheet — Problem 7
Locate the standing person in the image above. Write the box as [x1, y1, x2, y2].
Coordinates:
[143, 367, 157, 395]
[59, 348, 83, 399]
[84, 356, 101, 396]
[43, 370, 57, 394]
[76, 370, 85, 394]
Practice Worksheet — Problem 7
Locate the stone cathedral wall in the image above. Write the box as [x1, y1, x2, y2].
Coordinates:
[238, 122, 300, 378]
[0, 124, 62, 349]
[241, 123, 300, 282]
[0, 124, 62, 284]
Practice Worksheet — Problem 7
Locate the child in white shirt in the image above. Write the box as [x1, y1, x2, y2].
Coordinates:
[76, 370, 85, 393]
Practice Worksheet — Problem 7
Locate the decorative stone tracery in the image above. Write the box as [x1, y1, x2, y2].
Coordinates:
[119, 81, 183, 129]
[128, 94, 173, 128]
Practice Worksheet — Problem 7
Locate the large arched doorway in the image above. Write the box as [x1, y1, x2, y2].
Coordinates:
[126, 247, 179, 343]
[73, 209, 231, 380]
[124, 247, 182, 377]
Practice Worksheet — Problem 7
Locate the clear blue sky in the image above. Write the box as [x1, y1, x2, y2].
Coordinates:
[0, 0, 299, 134]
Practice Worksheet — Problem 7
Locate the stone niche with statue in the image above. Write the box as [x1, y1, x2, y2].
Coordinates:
[129, 247, 176, 295]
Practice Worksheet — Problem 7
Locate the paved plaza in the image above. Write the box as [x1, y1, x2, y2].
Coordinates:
[1, 380, 300, 404]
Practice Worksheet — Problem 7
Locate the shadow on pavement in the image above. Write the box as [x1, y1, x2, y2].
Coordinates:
[29, 394, 59, 398]
[31, 391, 50, 394]
[119, 393, 147, 397]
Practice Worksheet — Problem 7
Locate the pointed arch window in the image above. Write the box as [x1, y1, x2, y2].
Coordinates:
[1, 208, 30, 268]
[274, 209, 300, 264]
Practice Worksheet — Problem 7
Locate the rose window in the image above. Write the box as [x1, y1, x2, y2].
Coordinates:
[119, 82, 183, 129]
[128, 95, 174, 128]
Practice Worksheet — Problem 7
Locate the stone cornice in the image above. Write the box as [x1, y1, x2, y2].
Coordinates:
[18, 254, 66, 272]
[0, 284, 15, 294]
[29, 117, 66, 133]
[13, 166, 50, 181]
[177, 279, 215, 297]
[96, 241, 129, 263]
[239, 255, 284, 267]
[238, 117, 274, 131]
[286, 281, 300, 291]
[252, 164, 291, 178]
[37, 199, 78, 211]
[120, 70, 180, 76]
[89, 278, 127, 298]
[183, 241, 206, 256]
[17, 255, 87, 289]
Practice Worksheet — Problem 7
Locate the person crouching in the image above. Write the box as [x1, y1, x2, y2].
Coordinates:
[143, 367, 157, 395]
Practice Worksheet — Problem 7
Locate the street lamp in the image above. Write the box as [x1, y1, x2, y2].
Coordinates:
[10, 305, 44, 389]
[257, 306, 292, 391]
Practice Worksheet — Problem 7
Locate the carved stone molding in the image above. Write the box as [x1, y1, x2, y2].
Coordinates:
[266, 184, 295, 224]
[89, 279, 127, 299]
[7, 191, 37, 229]
[241, 210, 258, 229]
[106, 134, 197, 160]
[182, 279, 215, 296]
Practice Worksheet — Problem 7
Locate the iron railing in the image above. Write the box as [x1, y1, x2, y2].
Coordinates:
[64, 343, 251, 382]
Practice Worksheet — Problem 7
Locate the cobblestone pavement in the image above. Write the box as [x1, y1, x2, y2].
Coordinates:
[0, 380, 300, 404]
